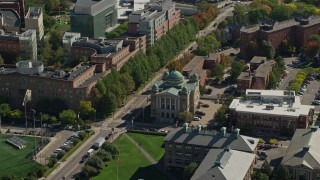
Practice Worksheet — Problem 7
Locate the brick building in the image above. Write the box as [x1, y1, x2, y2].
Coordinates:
[63, 32, 146, 70]
[128, 0, 180, 46]
[240, 16, 320, 59]
[0, 29, 37, 61]
[229, 89, 315, 134]
[0, 60, 107, 109]
[164, 124, 258, 179]
[182, 56, 207, 86]
[237, 56, 275, 92]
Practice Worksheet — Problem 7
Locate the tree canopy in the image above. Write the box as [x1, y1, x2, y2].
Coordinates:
[59, 110, 77, 125]
[230, 61, 245, 82]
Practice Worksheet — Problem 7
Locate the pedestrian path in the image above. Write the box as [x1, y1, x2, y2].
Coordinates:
[124, 133, 177, 180]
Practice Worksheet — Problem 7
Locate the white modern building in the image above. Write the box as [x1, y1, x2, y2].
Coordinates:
[229, 89, 314, 134]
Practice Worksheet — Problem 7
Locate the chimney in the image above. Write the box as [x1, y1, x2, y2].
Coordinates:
[183, 123, 189, 132]
[220, 127, 226, 137]
[234, 128, 240, 138]
[196, 124, 202, 134]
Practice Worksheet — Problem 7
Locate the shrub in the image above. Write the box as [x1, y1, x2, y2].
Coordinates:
[85, 156, 105, 170]
[96, 149, 113, 162]
[81, 165, 98, 179]
[36, 166, 48, 178]
[101, 142, 119, 156]
[57, 151, 66, 160]
[78, 131, 88, 140]
[48, 157, 58, 168]
[0, 173, 16, 180]
[126, 129, 167, 136]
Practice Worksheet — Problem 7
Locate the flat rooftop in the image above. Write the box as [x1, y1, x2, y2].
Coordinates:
[164, 127, 258, 152]
[237, 72, 252, 81]
[250, 56, 267, 64]
[26, 7, 41, 19]
[229, 98, 313, 117]
[246, 89, 295, 97]
[255, 60, 275, 77]
[0, 9, 20, 27]
[183, 56, 204, 72]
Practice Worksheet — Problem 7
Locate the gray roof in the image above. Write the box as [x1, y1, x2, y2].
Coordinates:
[74, 0, 116, 16]
[191, 148, 255, 180]
[255, 60, 275, 77]
[183, 56, 204, 72]
[281, 127, 320, 169]
[0, 9, 20, 27]
[237, 72, 252, 81]
[250, 56, 267, 64]
[164, 127, 258, 152]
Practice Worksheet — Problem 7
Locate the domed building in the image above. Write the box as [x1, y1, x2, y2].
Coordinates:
[150, 70, 200, 124]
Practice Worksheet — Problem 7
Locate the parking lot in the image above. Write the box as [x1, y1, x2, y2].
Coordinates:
[37, 130, 75, 164]
[189, 99, 222, 128]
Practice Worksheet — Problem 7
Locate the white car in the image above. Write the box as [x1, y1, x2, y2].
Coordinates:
[193, 117, 201, 121]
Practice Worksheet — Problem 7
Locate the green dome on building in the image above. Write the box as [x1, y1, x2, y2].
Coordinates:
[165, 70, 184, 86]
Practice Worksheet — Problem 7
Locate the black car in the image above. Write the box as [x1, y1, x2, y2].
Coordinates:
[80, 155, 88, 164]
[196, 111, 206, 116]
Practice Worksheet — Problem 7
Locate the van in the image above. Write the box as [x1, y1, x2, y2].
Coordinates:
[87, 148, 94, 156]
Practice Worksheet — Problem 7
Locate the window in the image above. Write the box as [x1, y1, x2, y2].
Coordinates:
[176, 152, 182, 156]
[185, 153, 191, 157]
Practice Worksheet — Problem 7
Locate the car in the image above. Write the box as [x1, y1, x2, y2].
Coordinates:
[312, 100, 320, 105]
[202, 104, 209, 108]
[195, 111, 206, 116]
[298, 91, 304, 95]
[193, 117, 200, 121]
[80, 155, 88, 163]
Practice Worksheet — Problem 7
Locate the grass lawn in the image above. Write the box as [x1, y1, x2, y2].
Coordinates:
[93, 135, 169, 180]
[127, 133, 165, 161]
[0, 134, 41, 178]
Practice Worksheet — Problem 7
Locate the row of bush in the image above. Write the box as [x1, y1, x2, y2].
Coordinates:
[126, 129, 167, 136]
[79, 142, 119, 179]
[0, 166, 48, 180]
[287, 69, 311, 93]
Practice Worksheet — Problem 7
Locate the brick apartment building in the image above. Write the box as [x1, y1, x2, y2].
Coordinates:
[164, 124, 258, 179]
[128, 0, 180, 46]
[63, 32, 146, 70]
[0, 60, 108, 109]
[237, 56, 275, 92]
[240, 15, 320, 58]
[229, 89, 315, 134]
[0, 29, 37, 61]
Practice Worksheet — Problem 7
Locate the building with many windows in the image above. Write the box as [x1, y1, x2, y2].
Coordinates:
[0, 29, 37, 61]
[150, 70, 199, 124]
[229, 89, 314, 134]
[62, 32, 146, 70]
[0, 60, 108, 109]
[237, 56, 276, 92]
[240, 15, 320, 59]
[281, 126, 320, 180]
[128, 0, 180, 46]
[70, 0, 117, 38]
[24, 7, 44, 44]
[163, 123, 258, 180]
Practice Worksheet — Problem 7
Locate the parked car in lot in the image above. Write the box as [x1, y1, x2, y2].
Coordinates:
[193, 116, 201, 121]
[195, 111, 206, 116]
[312, 100, 320, 105]
[202, 104, 209, 108]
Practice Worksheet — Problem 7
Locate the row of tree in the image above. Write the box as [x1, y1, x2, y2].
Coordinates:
[90, 18, 200, 118]
[194, 34, 221, 56]
[267, 56, 286, 89]
[80, 142, 119, 179]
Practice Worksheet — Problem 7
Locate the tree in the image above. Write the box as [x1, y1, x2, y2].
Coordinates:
[79, 100, 95, 120]
[98, 93, 117, 118]
[0, 103, 11, 118]
[252, 171, 269, 180]
[59, 110, 77, 125]
[178, 111, 193, 124]
[39, 113, 49, 123]
[275, 56, 286, 73]
[0, 173, 16, 180]
[50, 116, 57, 124]
[96, 149, 112, 162]
[211, 64, 224, 81]
[267, 71, 278, 89]
[0, 54, 4, 64]
[269, 138, 278, 145]
[120, 73, 135, 94]
[248, 8, 268, 24]
[273, 165, 291, 180]
[304, 41, 320, 59]
[101, 142, 119, 156]
[260, 40, 275, 59]
[49, 29, 63, 50]
[261, 160, 272, 176]
[270, 5, 293, 21]
[85, 156, 105, 170]
[230, 61, 245, 82]
[48, 157, 58, 168]
[9, 109, 22, 120]
[182, 162, 198, 180]
[81, 165, 98, 178]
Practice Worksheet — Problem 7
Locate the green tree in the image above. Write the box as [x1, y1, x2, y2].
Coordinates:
[252, 171, 269, 180]
[230, 61, 245, 82]
[273, 165, 291, 180]
[267, 71, 278, 89]
[50, 116, 57, 124]
[81, 165, 98, 178]
[9, 109, 22, 120]
[0, 103, 11, 118]
[261, 160, 272, 176]
[260, 40, 275, 59]
[101, 142, 119, 156]
[248, 8, 268, 24]
[178, 111, 193, 124]
[270, 5, 293, 21]
[43, 13, 56, 30]
[49, 29, 63, 50]
[59, 110, 77, 125]
[96, 149, 112, 162]
[211, 64, 224, 81]
[79, 100, 95, 120]
[0, 173, 16, 180]
[182, 162, 198, 180]
[48, 157, 58, 168]
[98, 93, 118, 118]
[0, 54, 4, 64]
[85, 156, 105, 170]
[275, 56, 286, 73]
[40, 113, 49, 122]
[120, 73, 135, 94]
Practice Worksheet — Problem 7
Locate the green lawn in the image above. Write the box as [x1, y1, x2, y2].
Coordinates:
[0, 134, 41, 178]
[127, 133, 165, 161]
[94, 135, 169, 180]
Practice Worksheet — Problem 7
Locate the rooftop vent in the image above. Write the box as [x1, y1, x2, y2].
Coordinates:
[266, 105, 274, 110]
[303, 145, 311, 151]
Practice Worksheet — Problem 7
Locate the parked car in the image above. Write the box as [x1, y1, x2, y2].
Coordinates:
[202, 104, 210, 108]
[193, 117, 201, 121]
[312, 100, 320, 105]
[195, 111, 206, 116]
